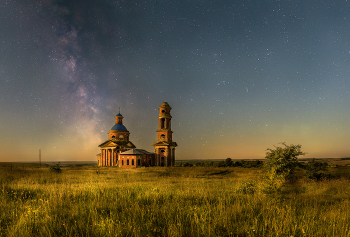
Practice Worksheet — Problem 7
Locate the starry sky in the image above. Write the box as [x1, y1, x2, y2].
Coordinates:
[1, 0, 350, 162]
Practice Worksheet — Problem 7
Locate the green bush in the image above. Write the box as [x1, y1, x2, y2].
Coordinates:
[183, 162, 193, 167]
[305, 159, 328, 180]
[50, 163, 62, 173]
[263, 143, 305, 192]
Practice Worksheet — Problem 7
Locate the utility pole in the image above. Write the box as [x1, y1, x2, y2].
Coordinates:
[39, 149, 41, 167]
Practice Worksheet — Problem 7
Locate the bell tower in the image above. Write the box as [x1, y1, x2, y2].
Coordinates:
[152, 102, 177, 166]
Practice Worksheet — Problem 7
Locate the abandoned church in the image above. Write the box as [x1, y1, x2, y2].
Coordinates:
[97, 102, 177, 167]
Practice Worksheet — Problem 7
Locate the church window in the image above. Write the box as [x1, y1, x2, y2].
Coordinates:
[112, 135, 116, 139]
[160, 134, 165, 140]
[127, 159, 129, 165]
[138, 159, 141, 165]
[122, 160, 124, 166]
[132, 159, 134, 165]
[161, 110, 165, 113]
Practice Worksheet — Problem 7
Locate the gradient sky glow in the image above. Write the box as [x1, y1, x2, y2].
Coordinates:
[1, 0, 350, 162]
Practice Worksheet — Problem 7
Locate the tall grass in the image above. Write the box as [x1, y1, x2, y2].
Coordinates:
[0, 164, 349, 236]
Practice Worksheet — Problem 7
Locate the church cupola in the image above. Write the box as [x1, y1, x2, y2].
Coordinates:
[108, 112, 129, 141]
[115, 113, 124, 125]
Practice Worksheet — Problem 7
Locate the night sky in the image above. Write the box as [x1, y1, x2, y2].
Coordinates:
[1, 0, 350, 162]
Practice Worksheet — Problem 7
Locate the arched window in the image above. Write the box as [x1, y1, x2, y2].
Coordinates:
[112, 135, 116, 139]
[161, 118, 165, 129]
[160, 134, 165, 140]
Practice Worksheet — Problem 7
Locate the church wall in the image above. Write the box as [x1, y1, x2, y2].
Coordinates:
[119, 155, 137, 168]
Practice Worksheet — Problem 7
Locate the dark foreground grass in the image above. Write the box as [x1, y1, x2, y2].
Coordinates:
[0, 165, 350, 236]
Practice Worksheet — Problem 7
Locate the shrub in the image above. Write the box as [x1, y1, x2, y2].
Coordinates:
[305, 159, 328, 180]
[50, 163, 62, 173]
[225, 158, 233, 167]
[262, 143, 305, 192]
[183, 162, 193, 167]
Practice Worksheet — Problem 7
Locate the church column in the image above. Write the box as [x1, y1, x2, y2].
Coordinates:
[102, 149, 104, 166]
[109, 149, 112, 166]
[111, 149, 114, 166]
[105, 149, 108, 166]
[105, 149, 107, 166]
[106, 149, 108, 166]
[108, 149, 110, 166]
[112, 148, 117, 166]
[102, 149, 105, 166]
[165, 148, 168, 167]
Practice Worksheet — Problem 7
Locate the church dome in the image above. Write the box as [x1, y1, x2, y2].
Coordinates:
[110, 124, 127, 131]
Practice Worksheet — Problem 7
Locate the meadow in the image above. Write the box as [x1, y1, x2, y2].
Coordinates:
[0, 162, 350, 236]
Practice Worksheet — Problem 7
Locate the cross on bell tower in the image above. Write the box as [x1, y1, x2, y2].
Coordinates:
[152, 102, 177, 166]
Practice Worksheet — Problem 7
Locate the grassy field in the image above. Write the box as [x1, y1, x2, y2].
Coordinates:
[0, 163, 350, 236]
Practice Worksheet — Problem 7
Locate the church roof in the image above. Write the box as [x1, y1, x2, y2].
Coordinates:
[152, 141, 178, 147]
[110, 124, 127, 131]
[116, 113, 123, 117]
[120, 149, 154, 155]
[98, 140, 136, 148]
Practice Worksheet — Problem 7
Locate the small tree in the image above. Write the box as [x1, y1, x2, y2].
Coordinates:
[263, 143, 305, 192]
[305, 158, 328, 180]
[225, 158, 233, 167]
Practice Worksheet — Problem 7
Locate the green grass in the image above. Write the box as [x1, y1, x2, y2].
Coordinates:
[0, 164, 350, 236]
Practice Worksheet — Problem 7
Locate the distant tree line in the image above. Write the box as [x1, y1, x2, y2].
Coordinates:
[181, 157, 330, 181]
[182, 158, 264, 168]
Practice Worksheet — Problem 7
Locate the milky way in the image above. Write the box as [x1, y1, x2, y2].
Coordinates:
[1, 0, 350, 161]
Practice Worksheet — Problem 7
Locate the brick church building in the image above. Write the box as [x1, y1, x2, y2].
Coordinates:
[97, 102, 177, 167]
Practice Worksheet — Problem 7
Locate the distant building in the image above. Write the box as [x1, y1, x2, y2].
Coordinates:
[97, 102, 177, 167]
